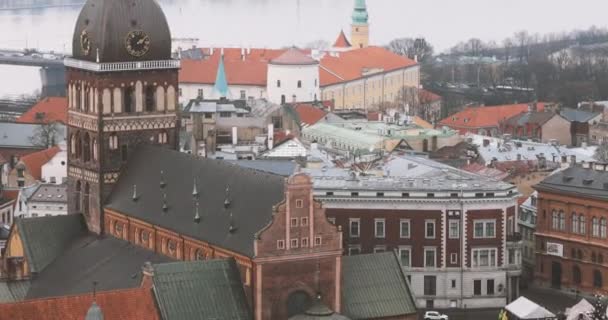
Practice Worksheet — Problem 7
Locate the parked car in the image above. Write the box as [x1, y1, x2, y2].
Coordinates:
[424, 311, 448, 320]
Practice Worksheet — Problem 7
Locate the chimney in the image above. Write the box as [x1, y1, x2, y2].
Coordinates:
[267, 123, 274, 149]
[241, 47, 245, 61]
[483, 139, 490, 147]
[210, 47, 214, 55]
[247, 47, 251, 55]
[220, 47, 224, 56]
[231, 127, 238, 145]
[141, 261, 154, 289]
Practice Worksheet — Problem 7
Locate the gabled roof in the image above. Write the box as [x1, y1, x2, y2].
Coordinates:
[16, 97, 67, 124]
[333, 30, 351, 48]
[294, 103, 328, 126]
[0, 287, 161, 320]
[105, 146, 286, 257]
[439, 103, 547, 129]
[504, 111, 558, 127]
[153, 259, 252, 320]
[560, 108, 601, 123]
[25, 234, 172, 299]
[319, 46, 417, 86]
[270, 47, 317, 65]
[15, 214, 87, 274]
[341, 252, 417, 319]
[19, 146, 60, 181]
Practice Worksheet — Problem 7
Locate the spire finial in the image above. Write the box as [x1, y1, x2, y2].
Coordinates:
[132, 184, 138, 201]
[228, 211, 237, 233]
[160, 170, 166, 189]
[224, 185, 231, 208]
[162, 193, 168, 212]
[193, 201, 201, 223]
[192, 178, 199, 199]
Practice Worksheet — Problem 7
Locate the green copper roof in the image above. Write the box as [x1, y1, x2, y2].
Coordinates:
[351, 0, 368, 25]
[213, 55, 230, 98]
[152, 259, 252, 320]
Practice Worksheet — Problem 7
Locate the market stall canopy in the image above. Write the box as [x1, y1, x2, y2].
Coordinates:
[506, 297, 556, 319]
[566, 299, 594, 320]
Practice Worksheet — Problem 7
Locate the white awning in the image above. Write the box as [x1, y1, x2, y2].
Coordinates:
[506, 296, 556, 319]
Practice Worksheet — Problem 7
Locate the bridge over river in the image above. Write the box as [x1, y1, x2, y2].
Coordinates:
[0, 48, 66, 96]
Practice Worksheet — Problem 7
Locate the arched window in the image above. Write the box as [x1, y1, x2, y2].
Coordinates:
[82, 133, 91, 162]
[109, 134, 118, 150]
[277, 80, 281, 88]
[592, 252, 597, 262]
[572, 213, 578, 233]
[73, 131, 82, 159]
[573, 265, 581, 285]
[83, 86, 90, 112]
[70, 133, 77, 156]
[594, 270, 603, 288]
[559, 211, 565, 230]
[579, 215, 586, 234]
[578, 249, 584, 260]
[158, 131, 168, 144]
[601, 218, 607, 238]
[139, 230, 150, 245]
[297, 80, 302, 88]
[145, 86, 155, 112]
[552, 210, 558, 230]
[83, 182, 90, 216]
[593, 217, 600, 237]
[600, 254, 604, 264]
[92, 138, 98, 161]
[123, 87, 134, 113]
[75, 180, 81, 212]
[571, 248, 576, 259]
[75, 85, 82, 110]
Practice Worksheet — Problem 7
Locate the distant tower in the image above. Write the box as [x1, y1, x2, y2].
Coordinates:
[65, 0, 180, 233]
[350, 0, 369, 48]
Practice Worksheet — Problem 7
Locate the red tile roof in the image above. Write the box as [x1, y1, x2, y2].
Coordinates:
[270, 47, 317, 65]
[294, 104, 327, 126]
[0, 287, 160, 320]
[17, 97, 67, 124]
[20, 146, 60, 181]
[179, 46, 417, 88]
[319, 46, 418, 86]
[438, 103, 547, 129]
[333, 30, 352, 48]
[273, 130, 295, 145]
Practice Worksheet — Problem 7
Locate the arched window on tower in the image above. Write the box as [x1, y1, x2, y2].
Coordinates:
[75, 180, 81, 212]
[145, 85, 156, 112]
[158, 130, 168, 144]
[83, 182, 90, 216]
[124, 87, 135, 113]
[82, 133, 91, 162]
[76, 85, 82, 110]
[83, 86, 90, 112]
[92, 138, 98, 161]
[594, 270, 603, 288]
[573, 265, 581, 285]
[73, 131, 82, 159]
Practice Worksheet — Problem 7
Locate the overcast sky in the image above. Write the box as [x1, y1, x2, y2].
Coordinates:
[363, 0, 608, 51]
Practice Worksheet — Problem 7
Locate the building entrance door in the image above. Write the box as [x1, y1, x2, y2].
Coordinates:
[551, 261, 562, 289]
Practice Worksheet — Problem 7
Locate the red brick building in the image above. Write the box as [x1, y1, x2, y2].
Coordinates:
[534, 163, 608, 294]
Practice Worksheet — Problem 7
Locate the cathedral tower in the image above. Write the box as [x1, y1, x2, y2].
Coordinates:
[65, 0, 180, 233]
[350, 0, 369, 48]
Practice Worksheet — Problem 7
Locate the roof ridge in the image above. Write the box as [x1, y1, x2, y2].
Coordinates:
[6, 286, 149, 305]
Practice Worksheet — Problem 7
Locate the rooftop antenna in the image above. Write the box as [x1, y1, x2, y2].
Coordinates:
[162, 193, 168, 212]
[228, 211, 237, 233]
[192, 178, 199, 199]
[224, 185, 231, 208]
[193, 201, 201, 223]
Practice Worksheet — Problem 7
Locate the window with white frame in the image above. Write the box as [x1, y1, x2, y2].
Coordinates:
[400, 219, 410, 238]
[348, 245, 361, 255]
[301, 217, 308, 226]
[290, 238, 299, 248]
[277, 240, 285, 249]
[301, 237, 309, 247]
[424, 247, 437, 267]
[449, 220, 460, 239]
[290, 218, 298, 227]
[375, 218, 385, 238]
[473, 220, 496, 238]
[399, 246, 411, 267]
[349, 218, 360, 238]
[425, 220, 436, 239]
[471, 248, 497, 268]
[295, 199, 304, 208]
[450, 253, 458, 264]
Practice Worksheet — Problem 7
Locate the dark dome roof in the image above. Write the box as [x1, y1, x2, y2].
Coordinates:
[288, 296, 351, 320]
[72, 0, 171, 63]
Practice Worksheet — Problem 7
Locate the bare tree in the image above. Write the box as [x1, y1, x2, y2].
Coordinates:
[595, 142, 608, 162]
[386, 37, 434, 63]
[29, 121, 61, 148]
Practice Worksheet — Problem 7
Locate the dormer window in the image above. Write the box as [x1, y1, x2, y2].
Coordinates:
[297, 80, 302, 88]
[277, 80, 281, 88]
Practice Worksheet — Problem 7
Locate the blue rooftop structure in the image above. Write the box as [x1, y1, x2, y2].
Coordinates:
[213, 55, 230, 98]
[351, 0, 368, 25]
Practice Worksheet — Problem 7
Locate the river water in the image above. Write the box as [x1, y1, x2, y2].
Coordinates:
[0, 0, 607, 97]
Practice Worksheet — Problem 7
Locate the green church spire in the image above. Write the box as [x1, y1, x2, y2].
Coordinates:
[351, 0, 368, 25]
[213, 54, 229, 98]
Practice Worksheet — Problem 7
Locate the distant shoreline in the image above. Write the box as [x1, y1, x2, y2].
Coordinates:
[0, 2, 83, 11]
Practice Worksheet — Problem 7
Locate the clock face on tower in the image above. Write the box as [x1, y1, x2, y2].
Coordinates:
[125, 30, 151, 57]
[80, 30, 91, 56]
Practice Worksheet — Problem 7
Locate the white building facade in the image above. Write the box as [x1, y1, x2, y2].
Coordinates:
[41, 142, 68, 184]
[14, 183, 68, 218]
[267, 49, 320, 105]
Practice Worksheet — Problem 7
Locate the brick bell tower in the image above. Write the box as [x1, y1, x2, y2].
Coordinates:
[253, 173, 343, 320]
[65, 0, 180, 233]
